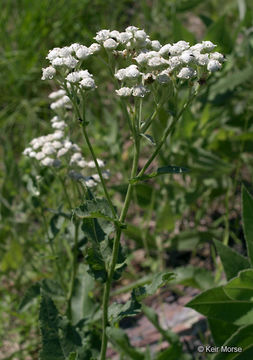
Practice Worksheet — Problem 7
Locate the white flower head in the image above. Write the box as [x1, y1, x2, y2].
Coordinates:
[94, 29, 111, 43]
[159, 44, 172, 58]
[207, 59, 222, 72]
[41, 157, 54, 166]
[115, 87, 132, 97]
[180, 50, 195, 64]
[79, 77, 96, 90]
[49, 89, 66, 99]
[151, 40, 162, 51]
[201, 41, 216, 52]
[41, 66, 56, 80]
[88, 43, 101, 54]
[103, 38, 118, 50]
[76, 46, 90, 59]
[170, 41, 190, 55]
[177, 67, 197, 79]
[132, 84, 150, 97]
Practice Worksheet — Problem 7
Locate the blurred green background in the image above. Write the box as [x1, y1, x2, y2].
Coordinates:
[1, 0, 253, 358]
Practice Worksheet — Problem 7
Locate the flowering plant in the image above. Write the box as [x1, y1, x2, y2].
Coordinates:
[23, 26, 224, 359]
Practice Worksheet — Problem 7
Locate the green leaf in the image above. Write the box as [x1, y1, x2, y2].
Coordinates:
[224, 269, 253, 301]
[39, 295, 65, 360]
[18, 282, 41, 311]
[171, 265, 215, 290]
[71, 264, 95, 324]
[130, 166, 189, 184]
[214, 240, 250, 280]
[74, 198, 115, 223]
[208, 318, 239, 347]
[68, 353, 78, 360]
[134, 272, 174, 301]
[213, 324, 253, 360]
[186, 286, 253, 326]
[85, 246, 107, 282]
[242, 185, 253, 266]
[109, 294, 141, 323]
[205, 16, 233, 53]
[209, 66, 253, 100]
[140, 133, 156, 146]
[106, 327, 145, 360]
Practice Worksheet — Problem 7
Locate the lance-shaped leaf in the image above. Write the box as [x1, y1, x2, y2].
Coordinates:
[214, 239, 250, 280]
[224, 269, 253, 301]
[186, 286, 253, 326]
[242, 185, 253, 266]
[140, 133, 156, 146]
[130, 166, 189, 184]
[208, 318, 239, 347]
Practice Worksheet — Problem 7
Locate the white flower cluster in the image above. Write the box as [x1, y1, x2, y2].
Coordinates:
[49, 89, 71, 110]
[109, 29, 225, 97]
[23, 96, 108, 188]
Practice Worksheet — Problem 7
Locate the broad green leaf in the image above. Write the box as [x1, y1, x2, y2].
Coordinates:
[18, 282, 41, 311]
[186, 286, 253, 326]
[81, 217, 113, 244]
[130, 166, 189, 184]
[106, 327, 145, 360]
[70, 264, 95, 324]
[39, 295, 65, 360]
[155, 346, 183, 360]
[224, 269, 253, 301]
[208, 318, 239, 347]
[242, 185, 253, 266]
[156, 202, 175, 232]
[214, 240, 250, 280]
[58, 318, 82, 356]
[214, 324, 253, 360]
[205, 16, 233, 53]
[74, 198, 115, 223]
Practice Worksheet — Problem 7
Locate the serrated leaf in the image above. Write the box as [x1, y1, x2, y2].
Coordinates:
[74, 198, 116, 223]
[242, 185, 253, 266]
[213, 324, 253, 360]
[214, 240, 250, 280]
[186, 286, 253, 326]
[140, 133, 156, 146]
[224, 269, 253, 301]
[106, 327, 145, 360]
[109, 295, 141, 323]
[39, 295, 65, 360]
[18, 282, 41, 311]
[130, 166, 189, 184]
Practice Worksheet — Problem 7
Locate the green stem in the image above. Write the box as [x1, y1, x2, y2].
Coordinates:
[137, 87, 198, 179]
[67, 220, 79, 319]
[99, 112, 141, 360]
[81, 123, 117, 220]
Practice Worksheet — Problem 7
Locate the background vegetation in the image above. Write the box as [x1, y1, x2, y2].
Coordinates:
[1, 0, 253, 358]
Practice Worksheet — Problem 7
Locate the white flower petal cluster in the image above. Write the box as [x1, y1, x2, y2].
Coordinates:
[113, 35, 224, 96]
[66, 70, 96, 90]
[24, 114, 107, 188]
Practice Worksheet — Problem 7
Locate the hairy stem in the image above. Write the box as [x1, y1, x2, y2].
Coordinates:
[67, 220, 79, 319]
